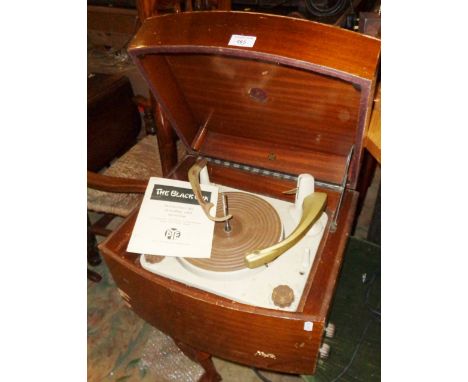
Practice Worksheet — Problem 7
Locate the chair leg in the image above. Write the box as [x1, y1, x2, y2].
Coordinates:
[175, 340, 222, 382]
[90, 213, 115, 237]
[87, 268, 102, 282]
[87, 214, 102, 267]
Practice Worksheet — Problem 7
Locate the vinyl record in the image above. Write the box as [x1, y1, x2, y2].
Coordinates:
[185, 192, 282, 271]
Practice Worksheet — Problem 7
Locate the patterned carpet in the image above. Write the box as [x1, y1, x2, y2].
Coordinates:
[87, 260, 203, 382]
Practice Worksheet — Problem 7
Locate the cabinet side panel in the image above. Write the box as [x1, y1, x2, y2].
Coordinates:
[101, 252, 323, 374]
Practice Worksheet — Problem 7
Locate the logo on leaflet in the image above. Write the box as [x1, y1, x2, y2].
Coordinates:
[165, 228, 181, 240]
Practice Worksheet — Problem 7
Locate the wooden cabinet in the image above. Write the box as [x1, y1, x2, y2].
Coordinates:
[99, 11, 380, 376]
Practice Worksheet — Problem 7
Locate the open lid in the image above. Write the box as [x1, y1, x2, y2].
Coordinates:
[128, 11, 380, 188]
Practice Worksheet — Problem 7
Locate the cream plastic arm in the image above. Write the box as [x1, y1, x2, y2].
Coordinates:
[244, 192, 327, 268]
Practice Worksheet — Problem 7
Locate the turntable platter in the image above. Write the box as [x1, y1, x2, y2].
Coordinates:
[185, 192, 282, 272]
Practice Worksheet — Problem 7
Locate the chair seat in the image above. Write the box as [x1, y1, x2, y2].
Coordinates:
[87, 135, 185, 217]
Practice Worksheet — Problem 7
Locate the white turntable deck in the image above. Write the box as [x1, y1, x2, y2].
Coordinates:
[140, 183, 327, 312]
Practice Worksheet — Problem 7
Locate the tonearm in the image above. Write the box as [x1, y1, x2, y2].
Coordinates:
[188, 159, 327, 268]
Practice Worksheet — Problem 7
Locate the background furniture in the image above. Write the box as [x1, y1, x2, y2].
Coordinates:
[87, 73, 142, 281]
[87, 0, 231, 282]
[364, 83, 380, 244]
[87, 73, 141, 172]
[365, 83, 381, 164]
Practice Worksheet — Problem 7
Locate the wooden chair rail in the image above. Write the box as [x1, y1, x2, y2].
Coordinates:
[87, 171, 148, 193]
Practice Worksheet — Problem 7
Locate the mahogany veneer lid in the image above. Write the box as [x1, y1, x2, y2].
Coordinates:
[128, 12, 381, 187]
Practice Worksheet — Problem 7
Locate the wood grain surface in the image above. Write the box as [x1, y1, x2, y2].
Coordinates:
[128, 11, 381, 188]
[96, 11, 381, 376]
[90, 236, 380, 381]
[99, 183, 358, 374]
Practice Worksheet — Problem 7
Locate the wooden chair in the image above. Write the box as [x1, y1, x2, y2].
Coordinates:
[87, 72, 142, 281]
[87, 101, 185, 282]
[88, 0, 233, 229]
[87, 0, 231, 282]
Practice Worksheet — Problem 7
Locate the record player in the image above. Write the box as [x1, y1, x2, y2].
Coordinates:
[99, 11, 380, 377]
